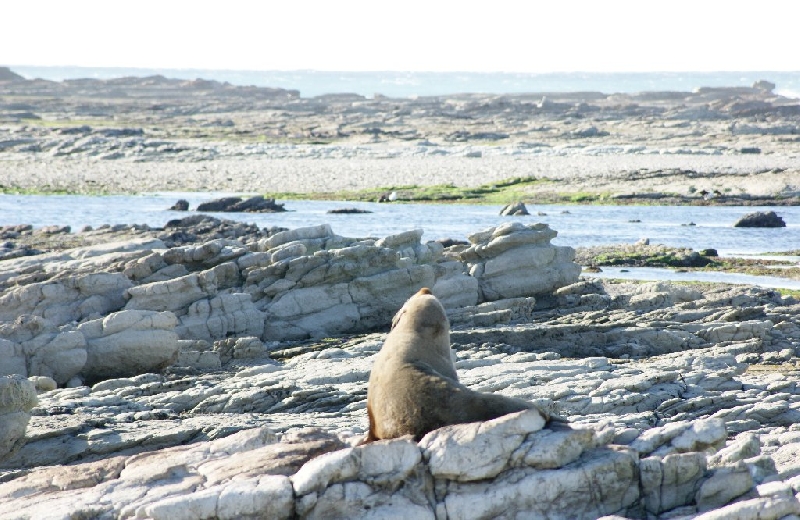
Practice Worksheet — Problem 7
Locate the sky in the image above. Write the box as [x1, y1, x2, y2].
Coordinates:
[3, 1, 799, 72]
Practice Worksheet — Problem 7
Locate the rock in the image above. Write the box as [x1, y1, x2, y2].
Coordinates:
[460, 222, 581, 300]
[28, 376, 57, 393]
[196, 195, 285, 213]
[569, 125, 609, 138]
[326, 208, 372, 214]
[0, 375, 37, 462]
[77, 310, 180, 382]
[0, 67, 25, 82]
[125, 263, 239, 312]
[257, 224, 335, 251]
[499, 201, 530, 216]
[0, 272, 133, 328]
[24, 329, 88, 386]
[0, 427, 342, 519]
[734, 210, 786, 228]
[740, 146, 761, 154]
[179, 293, 265, 342]
[169, 199, 189, 211]
[444, 448, 638, 519]
[4, 221, 800, 517]
[420, 410, 547, 481]
[0, 339, 26, 377]
[753, 80, 776, 92]
[696, 462, 754, 512]
[640, 452, 707, 514]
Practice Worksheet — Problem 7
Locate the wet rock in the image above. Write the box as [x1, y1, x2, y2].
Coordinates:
[169, 199, 189, 211]
[499, 201, 530, 216]
[734, 210, 786, 227]
[326, 208, 372, 214]
[196, 195, 285, 213]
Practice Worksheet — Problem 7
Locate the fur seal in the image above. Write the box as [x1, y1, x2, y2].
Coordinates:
[365, 287, 550, 442]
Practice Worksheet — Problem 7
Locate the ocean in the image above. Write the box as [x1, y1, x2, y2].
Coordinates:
[9, 66, 800, 99]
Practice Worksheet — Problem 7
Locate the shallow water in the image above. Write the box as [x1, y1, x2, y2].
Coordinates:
[2, 193, 798, 256]
[590, 266, 800, 291]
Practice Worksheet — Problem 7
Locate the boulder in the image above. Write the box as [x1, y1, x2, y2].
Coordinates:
[25, 330, 88, 386]
[0, 375, 37, 462]
[734, 211, 786, 228]
[294, 412, 640, 519]
[499, 201, 530, 216]
[124, 263, 239, 312]
[196, 195, 285, 213]
[460, 222, 581, 301]
[257, 224, 336, 251]
[327, 208, 372, 214]
[0, 339, 26, 377]
[169, 199, 189, 211]
[162, 239, 248, 269]
[77, 310, 180, 382]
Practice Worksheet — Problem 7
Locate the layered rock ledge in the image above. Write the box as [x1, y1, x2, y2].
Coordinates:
[2, 219, 800, 518]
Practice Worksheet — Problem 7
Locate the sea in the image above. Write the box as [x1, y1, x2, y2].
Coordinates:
[9, 66, 800, 99]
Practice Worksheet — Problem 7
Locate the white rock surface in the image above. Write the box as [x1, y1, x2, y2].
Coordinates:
[0, 375, 37, 462]
[78, 310, 180, 381]
[3, 223, 800, 518]
[461, 222, 582, 300]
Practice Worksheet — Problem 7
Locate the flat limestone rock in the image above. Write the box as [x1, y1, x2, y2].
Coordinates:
[0, 375, 37, 462]
[3, 220, 800, 518]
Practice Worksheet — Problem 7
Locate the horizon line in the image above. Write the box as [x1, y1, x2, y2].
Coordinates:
[5, 64, 800, 75]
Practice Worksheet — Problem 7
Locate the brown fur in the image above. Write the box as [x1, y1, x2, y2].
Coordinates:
[365, 287, 546, 442]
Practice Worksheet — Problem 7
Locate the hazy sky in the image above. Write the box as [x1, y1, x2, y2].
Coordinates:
[3, 1, 798, 72]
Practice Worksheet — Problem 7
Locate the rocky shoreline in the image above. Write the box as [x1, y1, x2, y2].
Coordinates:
[1, 68, 799, 204]
[2, 69, 800, 518]
[1, 216, 800, 518]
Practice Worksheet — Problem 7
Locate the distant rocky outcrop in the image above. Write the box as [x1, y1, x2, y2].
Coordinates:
[0, 67, 24, 82]
[734, 210, 786, 227]
[195, 195, 285, 213]
[753, 80, 776, 92]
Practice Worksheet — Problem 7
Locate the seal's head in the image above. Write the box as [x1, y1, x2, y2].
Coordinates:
[391, 287, 449, 342]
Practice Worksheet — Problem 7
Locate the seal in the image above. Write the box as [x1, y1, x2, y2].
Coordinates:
[365, 287, 549, 442]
